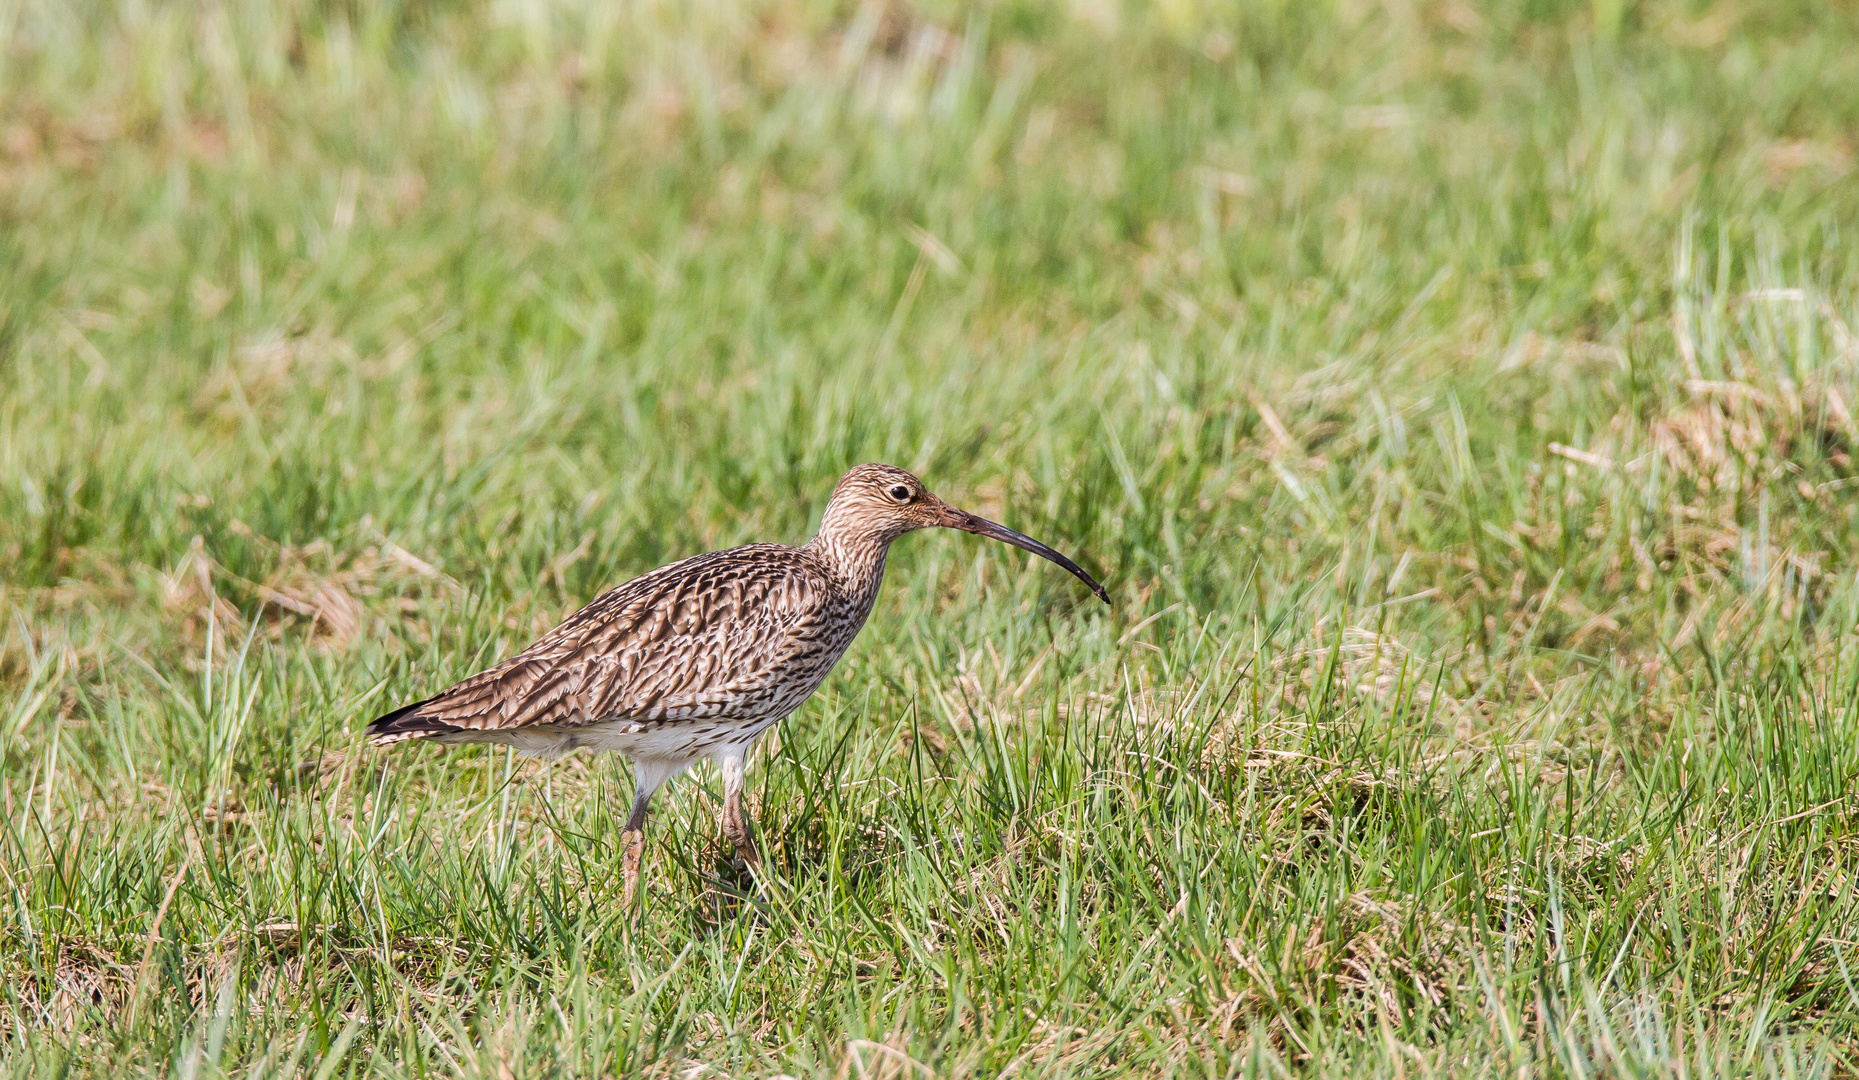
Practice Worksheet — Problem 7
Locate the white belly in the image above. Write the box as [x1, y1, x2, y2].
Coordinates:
[435, 716, 773, 762]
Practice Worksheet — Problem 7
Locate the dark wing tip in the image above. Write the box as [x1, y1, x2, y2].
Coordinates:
[364, 697, 459, 745]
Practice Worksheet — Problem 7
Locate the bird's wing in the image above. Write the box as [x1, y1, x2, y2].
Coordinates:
[366, 545, 825, 743]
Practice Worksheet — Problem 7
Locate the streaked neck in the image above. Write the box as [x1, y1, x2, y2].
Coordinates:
[805, 523, 893, 602]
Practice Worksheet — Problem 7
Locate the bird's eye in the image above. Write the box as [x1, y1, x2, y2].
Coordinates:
[888, 484, 912, 502]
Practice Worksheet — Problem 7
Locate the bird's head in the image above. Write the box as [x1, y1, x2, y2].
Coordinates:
[814, 463, 1109, 603]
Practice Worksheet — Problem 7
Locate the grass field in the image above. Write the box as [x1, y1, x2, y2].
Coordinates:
[5, 0, 1859, 1075]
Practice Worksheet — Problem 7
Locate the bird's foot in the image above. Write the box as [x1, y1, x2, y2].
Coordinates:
[710, 841, 760, 889]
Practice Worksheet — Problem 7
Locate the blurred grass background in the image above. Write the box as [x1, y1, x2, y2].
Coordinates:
[4, 0, 1859, 1075]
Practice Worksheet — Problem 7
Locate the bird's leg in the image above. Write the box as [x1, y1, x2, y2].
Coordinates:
[722, 791, 761, 871]
[715, 749, 761, 874]
[622, 757, 701, 903]
[621, 786, 652, 904]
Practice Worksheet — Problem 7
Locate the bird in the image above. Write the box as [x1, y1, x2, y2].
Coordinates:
[365, 463, 1108, 900]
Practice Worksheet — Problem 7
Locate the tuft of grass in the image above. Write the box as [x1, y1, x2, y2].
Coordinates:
[5, 0, 1859, 1075]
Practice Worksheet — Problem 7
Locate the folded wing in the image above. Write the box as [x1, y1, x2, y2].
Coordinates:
[366, 545, 825, 744]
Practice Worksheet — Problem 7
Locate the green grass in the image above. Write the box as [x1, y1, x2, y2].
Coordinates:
[5, 0, 1859, 1074]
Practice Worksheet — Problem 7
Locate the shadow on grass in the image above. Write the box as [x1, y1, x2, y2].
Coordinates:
[656, 808, 898, 930]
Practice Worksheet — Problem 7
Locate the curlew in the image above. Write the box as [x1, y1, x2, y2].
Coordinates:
[366, 463, 1108, 900]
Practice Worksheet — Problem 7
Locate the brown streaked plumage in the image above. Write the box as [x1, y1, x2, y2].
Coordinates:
[366, 463, 1109, 900]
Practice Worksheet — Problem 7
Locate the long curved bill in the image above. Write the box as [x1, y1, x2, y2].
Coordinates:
[942, 509, 1110, 604]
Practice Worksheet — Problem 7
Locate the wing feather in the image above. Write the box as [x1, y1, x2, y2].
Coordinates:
[365, 545, 826, 742]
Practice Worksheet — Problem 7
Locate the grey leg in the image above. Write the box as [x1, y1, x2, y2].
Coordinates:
[714, 747, 761, 872]
[621, 785, 651, 904]
[622, 757, 686, 904]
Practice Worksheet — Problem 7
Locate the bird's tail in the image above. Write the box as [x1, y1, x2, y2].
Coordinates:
[364, 698, 460, 745]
